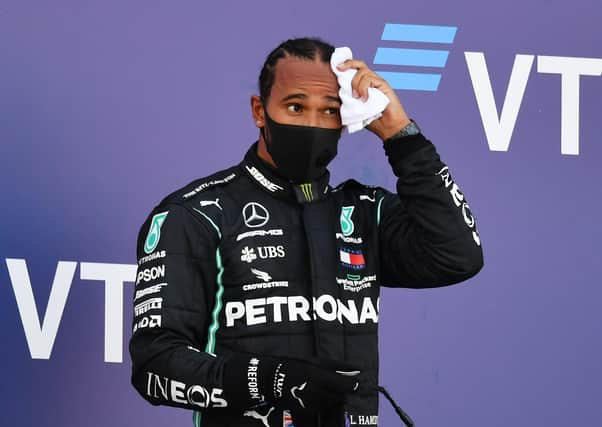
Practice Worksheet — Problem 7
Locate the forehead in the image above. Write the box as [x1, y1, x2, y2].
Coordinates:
[270, 56, 339, 98]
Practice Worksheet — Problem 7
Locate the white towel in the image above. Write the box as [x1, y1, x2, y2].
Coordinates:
[330, 47, 390, 133]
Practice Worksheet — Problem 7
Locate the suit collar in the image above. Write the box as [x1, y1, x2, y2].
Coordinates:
[241, 142, 331, 204]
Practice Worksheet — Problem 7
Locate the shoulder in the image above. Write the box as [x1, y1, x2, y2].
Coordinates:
[139, 165, 243, 240]
[333, 179, 374, 192]
[331, 179, 396, 220]
[332, 179, 388, 199]
[158, 165, 242, 208]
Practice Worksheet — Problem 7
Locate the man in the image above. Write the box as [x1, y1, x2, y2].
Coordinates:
[129, 38, 483, 427]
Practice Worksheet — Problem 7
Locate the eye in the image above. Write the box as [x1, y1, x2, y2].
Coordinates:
[324, 107, 340, 115]
[287, 103, 303, 113]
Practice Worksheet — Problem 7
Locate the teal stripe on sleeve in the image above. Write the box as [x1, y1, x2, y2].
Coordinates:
[377, 196, 385, 226]
[191, 207, 224, 427]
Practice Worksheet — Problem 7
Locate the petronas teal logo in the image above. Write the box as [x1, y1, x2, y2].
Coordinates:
[144, 211, 169, 254]
[300, 183, 313, 201]
[340, 206, 355, 236]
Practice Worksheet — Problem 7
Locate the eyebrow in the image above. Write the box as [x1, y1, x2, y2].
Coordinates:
[280, 93, 342, 105]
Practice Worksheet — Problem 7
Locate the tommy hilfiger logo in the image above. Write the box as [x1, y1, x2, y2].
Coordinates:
[339, 248, 366, 270]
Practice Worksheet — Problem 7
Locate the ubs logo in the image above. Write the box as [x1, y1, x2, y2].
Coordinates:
[242, 202, 269, 228]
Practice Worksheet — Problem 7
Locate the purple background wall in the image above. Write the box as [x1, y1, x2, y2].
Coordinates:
[1, 1, 600, 426]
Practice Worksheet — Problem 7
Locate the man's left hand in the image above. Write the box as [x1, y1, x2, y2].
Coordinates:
[336, 59, 411, 141]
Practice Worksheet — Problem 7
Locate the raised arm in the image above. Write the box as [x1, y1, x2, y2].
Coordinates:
[378, 132, 484, 288]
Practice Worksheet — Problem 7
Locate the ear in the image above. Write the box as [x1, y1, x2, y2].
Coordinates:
[250, 95, 265, 128]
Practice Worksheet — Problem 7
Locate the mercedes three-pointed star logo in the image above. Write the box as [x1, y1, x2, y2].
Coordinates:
[242, 202, 270, 228]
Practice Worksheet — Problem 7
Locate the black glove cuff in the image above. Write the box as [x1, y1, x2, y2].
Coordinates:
[222, 353, 279, 408]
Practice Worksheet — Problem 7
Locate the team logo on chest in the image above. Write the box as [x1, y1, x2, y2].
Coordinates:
[243, 202, 270, 228]
[340, 206, 355, 237]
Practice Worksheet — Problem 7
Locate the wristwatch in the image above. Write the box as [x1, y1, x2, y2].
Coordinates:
[385, 119, 421, 142]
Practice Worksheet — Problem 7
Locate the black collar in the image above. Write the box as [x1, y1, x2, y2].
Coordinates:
[240, 142, 331, 204]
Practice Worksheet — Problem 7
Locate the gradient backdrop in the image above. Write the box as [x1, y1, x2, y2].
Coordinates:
[1, 1, 601, 426]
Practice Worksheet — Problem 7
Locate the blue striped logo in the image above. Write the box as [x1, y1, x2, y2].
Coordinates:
[373, 23, 458, 92]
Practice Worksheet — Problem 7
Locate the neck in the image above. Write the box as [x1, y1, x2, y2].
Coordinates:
[257, 132, 277, 168]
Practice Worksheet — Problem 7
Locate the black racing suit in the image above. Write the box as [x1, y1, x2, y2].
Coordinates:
[129, 131, 484, 427]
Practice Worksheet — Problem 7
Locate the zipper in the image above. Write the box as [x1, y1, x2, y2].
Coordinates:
[302, 204, 322, 353]
[301, 203, 322, 427]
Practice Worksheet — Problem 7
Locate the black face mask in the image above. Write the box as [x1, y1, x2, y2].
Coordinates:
[260, 107, 342, 184]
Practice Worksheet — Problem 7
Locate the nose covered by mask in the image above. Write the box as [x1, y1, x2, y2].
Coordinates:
[260, 107, 342, 184]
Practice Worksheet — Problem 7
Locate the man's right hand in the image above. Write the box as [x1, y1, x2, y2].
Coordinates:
[222, 353, 361, 412]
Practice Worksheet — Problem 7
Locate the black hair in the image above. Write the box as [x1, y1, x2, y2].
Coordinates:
[259, 37, 335, 102]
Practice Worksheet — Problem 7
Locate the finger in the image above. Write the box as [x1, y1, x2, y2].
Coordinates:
[356, 72, 381, 100]
[336, 59, 368, 71]
[366, 74, 390, 91]
[356, 73, 374, 100]
[350, 69, 373, 99]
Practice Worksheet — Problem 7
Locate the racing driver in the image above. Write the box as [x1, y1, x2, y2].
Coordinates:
[129, 37, 484, 427]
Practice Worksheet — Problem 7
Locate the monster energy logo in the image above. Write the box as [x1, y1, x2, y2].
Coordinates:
[300, 183, 313, 201]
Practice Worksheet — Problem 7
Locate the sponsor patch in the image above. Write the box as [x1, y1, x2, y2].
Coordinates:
[246, 165, 284, 192]
[144, 212, 169, 254]
[336, 274, 376, 292]
[241, 246, 285, 263]
[134, 283, 167, 301]
[243, 202, 270, 228]
[199, 198, 222, 210]
[146, 372, 228, 408]
[340, 206, 355, 236]
[245, 268, 290, 291]
[299, 183, 313, 202]
[136, 264, 165, 285]
[182, 173, 236, 198]
[257, 245, 285, 259]
[243, 281, 289, 292]
[244, 406, 274, 427]
[335, 233, 362, 244]
[339, 248, 365, 269]
[138, 250, 166, 266]
[436, 166, 481, 246]
[252, 268, 272, 282]
[241, 247, 257, 263]
[133, 314, 161, 332]
[236, 229, 283, 242]
[225, 295, 379, 327]
[283, 410, 294, 427]
[134, 297, 163, 316]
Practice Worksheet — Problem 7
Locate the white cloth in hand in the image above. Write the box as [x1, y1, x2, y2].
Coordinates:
[330, 47, 390, 133]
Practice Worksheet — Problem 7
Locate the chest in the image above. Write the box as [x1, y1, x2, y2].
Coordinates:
[214, 192, 381, 331]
